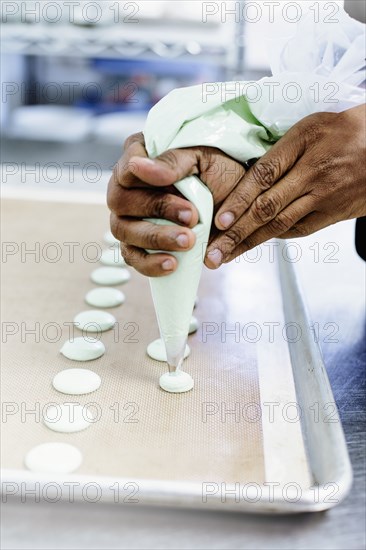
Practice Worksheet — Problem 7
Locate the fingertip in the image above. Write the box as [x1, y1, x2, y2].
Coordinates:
[204, 248, 223, 270]
[154, 255, 178, 276]
[177, 207, 199, 228]
[138, 253, 178, 277]
[161, 258, 176, 271]
[215, 211, 235, 230]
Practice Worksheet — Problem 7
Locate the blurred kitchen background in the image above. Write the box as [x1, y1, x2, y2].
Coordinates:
[0, 0, 275, 188]
[0, 0, 358, 188]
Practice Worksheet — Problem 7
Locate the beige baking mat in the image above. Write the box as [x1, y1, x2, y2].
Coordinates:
[1, 198, 269, 484]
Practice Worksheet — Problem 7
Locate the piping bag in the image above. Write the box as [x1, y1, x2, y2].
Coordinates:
[144, 178, 213, 377]
[143, 7, 365, 387]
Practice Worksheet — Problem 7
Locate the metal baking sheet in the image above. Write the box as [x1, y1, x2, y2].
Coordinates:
[1, 194, 352, 513]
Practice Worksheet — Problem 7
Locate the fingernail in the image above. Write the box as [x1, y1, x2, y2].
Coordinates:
[219, 212, 235, 228]
[178, 210, 192, 224]
[206, 248, 223, 268]
[176, 234, 189, 248]
[162, 259, 174, 271]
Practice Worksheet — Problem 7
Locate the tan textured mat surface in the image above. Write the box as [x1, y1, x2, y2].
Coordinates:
[1, 199, 265, 484]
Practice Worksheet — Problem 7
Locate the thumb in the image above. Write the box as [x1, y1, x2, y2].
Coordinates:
[129, 148, 200, 187]
[129, 146, 247, 207]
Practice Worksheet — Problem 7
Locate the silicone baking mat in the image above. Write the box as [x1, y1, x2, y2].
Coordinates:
[1, 198, 311, 488]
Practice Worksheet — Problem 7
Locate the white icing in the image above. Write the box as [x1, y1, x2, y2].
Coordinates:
[104, 230, 119, 246]
[146, 176, 213, 370]
[147, 338, 190, 362]
[100, 248, 125, 267]
[91, 267, 130, 286]
[53, 368, 101, 395]
[25, 442, 82, 474]
[60, 337, 105, 361]
[74, 310, 116, 332]
[85, 287, 125, 308]
[159, 370, 194, 393]
[43, 403, 94, 433]
[189, 315, 199, 334]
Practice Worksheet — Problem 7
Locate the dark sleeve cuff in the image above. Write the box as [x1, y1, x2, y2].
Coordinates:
[355, 217, 366, 261]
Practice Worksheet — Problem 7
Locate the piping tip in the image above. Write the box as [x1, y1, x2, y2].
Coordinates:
[167, 362, 177, 374]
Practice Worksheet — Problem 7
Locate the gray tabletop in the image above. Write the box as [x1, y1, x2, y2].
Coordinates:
[2, 219, 365, 550]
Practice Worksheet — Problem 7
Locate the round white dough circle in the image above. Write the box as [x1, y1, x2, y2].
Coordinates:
[159, 371, 194, 393]
[189, 316, 199, 334]
[85, 287, 125, 308]
[100, 248, 125, 267]
[53, 368, 101, 395]
[91, 267, 130, 286]
[60, 337, 105, 361]
[74, 310, 116, 332]
[147, 338, 190, 362]
[43, 403, 94, 433]
[104, 230, 119, 246]
[25, 442, 83, 474]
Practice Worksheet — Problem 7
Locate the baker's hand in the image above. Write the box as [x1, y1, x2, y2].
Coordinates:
[205, 104, 366, 268]
[107, 132, 245, 276]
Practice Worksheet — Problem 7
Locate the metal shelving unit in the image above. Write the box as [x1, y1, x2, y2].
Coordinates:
[1, 2, 246, 145]
[1, 19, 236, 67]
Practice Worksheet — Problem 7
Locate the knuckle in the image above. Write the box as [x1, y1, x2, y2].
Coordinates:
[109, 213, 119, 239]
[224, 225, 244, 249]
[113, 218, 128, 243]
[302, 114, 332, 144]
[231, 185, 251, 211]
[145, 227, 161, 250]
[107, 179, 129, 214]
[120, 243, 133, 266]
[313, 154, 336, 178]
[289, 222, 311, 238]
[158, 149, 179, 170]
[268, 212, 293, 234]
[253, 194, 279, 223]
[154, 194, 174, 219]
[107, 180, 117, 211]
[250, 159, 279, 190]
[242, 235, 257, 251]
[113, 158, 132, 185]
[124, 132, 144, 151]
[196, 145, 217, 173]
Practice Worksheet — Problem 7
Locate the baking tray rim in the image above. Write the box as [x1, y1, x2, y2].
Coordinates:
[0, 467, 352, 514]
